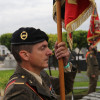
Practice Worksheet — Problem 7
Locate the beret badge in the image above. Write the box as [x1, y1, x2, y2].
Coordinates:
[20, 31, 28, 40]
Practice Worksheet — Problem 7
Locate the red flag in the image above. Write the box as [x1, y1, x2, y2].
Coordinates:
[87, 6, 100, 46]
[53, 0, 95, 49]
[65, 0, 95, 33]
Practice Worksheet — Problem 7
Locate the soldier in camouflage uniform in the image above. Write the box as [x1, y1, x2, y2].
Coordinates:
[87, 45, 99, 94]
[4, 27, 76, 100]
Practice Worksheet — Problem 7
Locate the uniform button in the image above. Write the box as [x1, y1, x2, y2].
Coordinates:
[21, 75, 25, 78]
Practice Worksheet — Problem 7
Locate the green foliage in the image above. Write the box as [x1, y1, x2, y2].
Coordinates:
[48, 32, 68, 50]
[0, 30, 88, 52]
[0, 33, 12, 51]
[61, 30, 88, 50]
[48, 34, 57, 50]
[62, 32, 68, 46]
[73, 30, 88, 49]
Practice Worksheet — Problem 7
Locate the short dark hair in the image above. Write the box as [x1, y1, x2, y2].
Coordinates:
[11, 44, 33, 63]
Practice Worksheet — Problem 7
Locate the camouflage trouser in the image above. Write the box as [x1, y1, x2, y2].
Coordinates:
[88, 76, 98, 94]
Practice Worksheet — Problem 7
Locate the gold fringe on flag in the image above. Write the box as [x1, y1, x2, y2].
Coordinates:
[87, 34, 99, 41]
[67, 33, 73, 50]
[66, 1, 95, 34]
[53, 0, 95, 50]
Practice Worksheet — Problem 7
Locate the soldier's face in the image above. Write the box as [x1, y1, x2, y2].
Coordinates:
[29, 40, 52, 70]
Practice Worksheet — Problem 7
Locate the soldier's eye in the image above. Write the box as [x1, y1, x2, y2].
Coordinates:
[41, 45, 46, 50]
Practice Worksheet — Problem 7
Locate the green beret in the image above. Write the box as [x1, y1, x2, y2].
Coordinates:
[11, 27, 48, 45]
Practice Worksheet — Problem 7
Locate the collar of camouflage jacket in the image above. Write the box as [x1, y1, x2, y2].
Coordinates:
[12, 65, 52, 98]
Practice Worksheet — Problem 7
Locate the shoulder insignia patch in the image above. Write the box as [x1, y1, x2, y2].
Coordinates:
[14, 82, 25, 85]
[5, 80, 16, 93]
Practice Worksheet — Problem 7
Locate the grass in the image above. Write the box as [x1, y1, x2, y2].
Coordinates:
[0, 69, 100, 95]
[0, 70, 59, 89]
[46, 70, 59, 77]
[74, 82, 89, 87]
[0, 70, 14, 89]
[47, 70, 100, 95]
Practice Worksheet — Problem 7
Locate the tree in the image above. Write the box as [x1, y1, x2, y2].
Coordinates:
[48, 32, 68, 50]
[73, 30, 88, 49]
[48, 34, 57, 50]
[0, 33, 12, 51]
[62, 32, 68, 46]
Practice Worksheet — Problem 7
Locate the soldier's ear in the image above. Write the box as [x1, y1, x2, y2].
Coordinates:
[19, 50, 30, 61]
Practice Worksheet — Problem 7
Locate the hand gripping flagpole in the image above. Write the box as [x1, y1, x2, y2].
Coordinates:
[56, 0, 65, 100]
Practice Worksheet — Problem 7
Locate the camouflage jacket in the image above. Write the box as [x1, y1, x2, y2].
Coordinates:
[4, 65, 76, 100]
[87, 53, 99, 77]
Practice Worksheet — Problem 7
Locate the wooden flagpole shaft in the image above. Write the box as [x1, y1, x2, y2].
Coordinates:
[56, 0, 65, 100]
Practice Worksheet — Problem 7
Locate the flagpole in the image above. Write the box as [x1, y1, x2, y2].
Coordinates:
[56, 0, 65, 100]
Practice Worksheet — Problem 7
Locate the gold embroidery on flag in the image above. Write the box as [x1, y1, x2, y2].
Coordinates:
[68, 0, 77, 4]
[95, 20, 100, 32]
